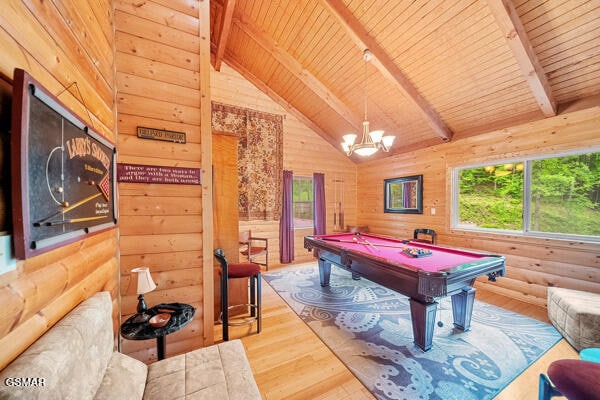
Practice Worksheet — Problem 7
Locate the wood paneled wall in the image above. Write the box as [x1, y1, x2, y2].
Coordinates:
[357, 106, 600, 307]
[115, 0, 212, 363]
[0, 1, 118, 370]
[211, 63, 357, 267]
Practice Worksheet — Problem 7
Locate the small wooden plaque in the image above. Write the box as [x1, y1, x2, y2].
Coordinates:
[136, 126, 186, 143]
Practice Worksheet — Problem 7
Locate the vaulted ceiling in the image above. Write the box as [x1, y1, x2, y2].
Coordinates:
[209, 0, 600, 162]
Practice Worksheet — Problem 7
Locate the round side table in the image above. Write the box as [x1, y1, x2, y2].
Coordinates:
[121, 302, 195, 360]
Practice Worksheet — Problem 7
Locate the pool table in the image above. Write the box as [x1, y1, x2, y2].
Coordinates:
[304, 232, 505, 351]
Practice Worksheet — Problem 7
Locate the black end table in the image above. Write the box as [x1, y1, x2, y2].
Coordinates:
[120, 302, 195, 360]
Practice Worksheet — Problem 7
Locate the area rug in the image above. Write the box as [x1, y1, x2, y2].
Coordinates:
[264, 264, 562, 400]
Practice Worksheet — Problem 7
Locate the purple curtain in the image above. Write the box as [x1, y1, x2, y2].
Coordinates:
[313, 173, 326, 236]
[279, 170, 294, 263]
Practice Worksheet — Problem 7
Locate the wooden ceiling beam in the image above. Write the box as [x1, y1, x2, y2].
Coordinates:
[213, 0, 236, 72]
[223, 53, 346, 154]
[320, 0, 453, 142]
[485, 0, 557, 117]
[233, 13, 362, 131]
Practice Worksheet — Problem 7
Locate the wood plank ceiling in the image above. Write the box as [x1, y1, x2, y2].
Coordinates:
[209, 0, 600, 162]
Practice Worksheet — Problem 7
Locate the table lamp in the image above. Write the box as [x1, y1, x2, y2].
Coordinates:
[132, 267, 157, 316]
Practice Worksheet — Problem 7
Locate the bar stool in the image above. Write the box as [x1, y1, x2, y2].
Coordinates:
[214, 248, 262, 341]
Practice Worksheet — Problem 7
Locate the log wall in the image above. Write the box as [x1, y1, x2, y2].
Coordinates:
[211, 63, 357, 267]
[357, 105, 600, 307]
[115, 0, 212, 363]
[0, 0, 118, 370]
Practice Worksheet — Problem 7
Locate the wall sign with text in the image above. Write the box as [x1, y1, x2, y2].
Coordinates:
[117, 163, 201, 185]
[11, 69, 117, 259]
[136, 126, 186, 143]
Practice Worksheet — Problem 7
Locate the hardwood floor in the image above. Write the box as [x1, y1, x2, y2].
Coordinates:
[215, 262, 577, 400]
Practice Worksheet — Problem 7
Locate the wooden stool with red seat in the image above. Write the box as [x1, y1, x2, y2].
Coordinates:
[214, 248, 262, 341]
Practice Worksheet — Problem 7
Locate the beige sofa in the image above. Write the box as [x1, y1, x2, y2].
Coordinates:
[0, 292, 261, 400]
[547, 286, 600, 351]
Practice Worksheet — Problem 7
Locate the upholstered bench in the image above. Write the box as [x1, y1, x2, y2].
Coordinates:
[547, 287, 600, 351]
[0, 292, 261, 400]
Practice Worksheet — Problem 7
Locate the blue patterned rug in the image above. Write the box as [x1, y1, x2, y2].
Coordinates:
[264, 264, 561, 400]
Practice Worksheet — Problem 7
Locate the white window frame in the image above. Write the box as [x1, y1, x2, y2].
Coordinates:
[451, 147, 600, 243]
[292, 175, 314, 230]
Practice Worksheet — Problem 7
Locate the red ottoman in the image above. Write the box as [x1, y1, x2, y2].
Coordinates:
[547, 359, 600, 400]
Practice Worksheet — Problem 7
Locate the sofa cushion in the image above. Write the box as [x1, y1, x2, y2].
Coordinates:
[143, 340, 261, 400]
[547, 287, 600, 351]
[94, 351, 147, 400]
[0, 292, 114, 400]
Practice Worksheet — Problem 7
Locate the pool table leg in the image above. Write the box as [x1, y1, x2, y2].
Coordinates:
[451, 287, 476, 331]
[409, 299, 438, 351]
[318, 258, 331, 287]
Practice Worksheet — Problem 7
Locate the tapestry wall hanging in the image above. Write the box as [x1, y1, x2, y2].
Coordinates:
[211, 102, 283, 221]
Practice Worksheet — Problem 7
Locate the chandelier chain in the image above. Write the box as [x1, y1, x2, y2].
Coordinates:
[364, 50, 368, 122]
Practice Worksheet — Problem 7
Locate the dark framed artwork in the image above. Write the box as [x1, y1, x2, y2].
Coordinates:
[11, 69, 117, 259]
[384, 174, 423, 214]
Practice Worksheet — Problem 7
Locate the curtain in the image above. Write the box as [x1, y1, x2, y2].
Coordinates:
[313, 173, 326, 236]
[279, 170, 294, 263]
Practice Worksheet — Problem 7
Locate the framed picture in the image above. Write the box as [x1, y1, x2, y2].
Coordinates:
[11, 69, 117, 259]
[384, 174, 423, 214]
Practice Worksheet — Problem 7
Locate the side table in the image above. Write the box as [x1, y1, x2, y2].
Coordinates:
[120, 302, 195, 360]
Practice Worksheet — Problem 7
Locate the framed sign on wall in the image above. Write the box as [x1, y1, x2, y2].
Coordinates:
[11, 69, 117, 259]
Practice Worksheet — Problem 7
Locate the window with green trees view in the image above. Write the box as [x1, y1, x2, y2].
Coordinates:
[293, 176, 313, 229]
[453, 150, 600, 240]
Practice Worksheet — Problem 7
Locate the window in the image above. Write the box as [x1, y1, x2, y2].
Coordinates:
[293, 176, 313, 229]
[453, 150, 600, 240]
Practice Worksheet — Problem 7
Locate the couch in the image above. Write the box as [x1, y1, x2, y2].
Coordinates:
[0, 292, 261, 400]
[547, 286, 600, 351]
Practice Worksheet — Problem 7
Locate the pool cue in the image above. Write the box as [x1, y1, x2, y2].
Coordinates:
[320, 237, 406, 249]
[61, 193, 102, 214]
[352, 236, 378, 253]
[339, 177, 344, 228]
[355, 232, 380, 252]
[333, 176, 337, 230]
[45, 215, 107, 226]
[35, 192, 103, 226]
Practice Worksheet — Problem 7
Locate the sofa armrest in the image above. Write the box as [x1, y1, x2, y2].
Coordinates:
[94, 351, 147, 400]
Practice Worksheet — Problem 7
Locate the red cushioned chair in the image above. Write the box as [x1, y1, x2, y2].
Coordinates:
[539, 359, 600, 400]
[214, 248, 262, 341]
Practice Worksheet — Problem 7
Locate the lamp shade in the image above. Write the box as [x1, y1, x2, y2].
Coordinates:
[132, 267, 157, 295]
[342, 134, 357, 146]
[382, 135, 395, 148]
[368, 130, 384, 143]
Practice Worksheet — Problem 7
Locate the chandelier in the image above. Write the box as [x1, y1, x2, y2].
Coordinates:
[341, 49, 395, 157]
